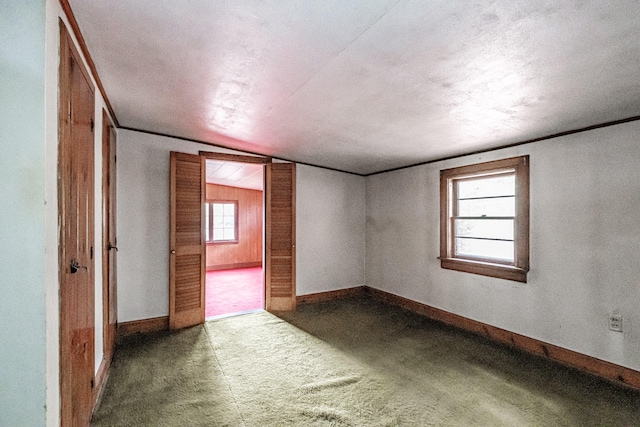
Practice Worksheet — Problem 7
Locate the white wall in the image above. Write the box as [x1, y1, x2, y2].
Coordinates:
[296, 165, 366, 295]
[117, 131, 367, 321]
[366, 120, 640, 371]
[0, 2, 47, 425]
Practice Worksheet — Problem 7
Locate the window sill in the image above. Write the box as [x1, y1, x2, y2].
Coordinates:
[439, 257, 528, 283]
[206, 240, 239, 245]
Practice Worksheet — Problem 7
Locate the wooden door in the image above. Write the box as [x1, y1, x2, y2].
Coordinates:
[169, 152, 206, 329]
[59, 23, 96, 427]
[265, 163, 296, 312]
[101, 109, 117, 368]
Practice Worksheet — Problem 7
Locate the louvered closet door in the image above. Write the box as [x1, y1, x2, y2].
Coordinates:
[266, 163, 296, 312]
[169, 152, 206, 329]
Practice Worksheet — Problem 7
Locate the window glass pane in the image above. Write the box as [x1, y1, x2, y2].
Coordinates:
[213, 228, 224, 240]
[213, 203, 224, 216]
[455, 219, 513, 241]
[458, 196, 514, 217]
[224, 203, 235, 216]
[213, 216, 224, 228]
[456, 238, 514, 262]
[457, 174, 514, 199]
[223, 218, 234, 228]
[223, 228, 235, 240]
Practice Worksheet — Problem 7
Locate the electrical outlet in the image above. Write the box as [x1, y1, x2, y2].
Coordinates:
[609, 314, 623, 332]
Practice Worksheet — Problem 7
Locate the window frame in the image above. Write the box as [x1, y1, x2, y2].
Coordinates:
[205, 200, 239, 244]
[439, 156, 529, 282]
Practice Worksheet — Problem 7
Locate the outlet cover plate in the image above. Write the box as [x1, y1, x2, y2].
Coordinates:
[609, 314, 623, 332]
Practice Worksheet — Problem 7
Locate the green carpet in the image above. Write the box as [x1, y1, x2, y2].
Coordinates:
[92, 296, 640, 426]
[90, 325, 243, 426]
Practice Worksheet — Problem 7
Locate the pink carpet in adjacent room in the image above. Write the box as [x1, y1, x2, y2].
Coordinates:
[206, 267, 264, 318]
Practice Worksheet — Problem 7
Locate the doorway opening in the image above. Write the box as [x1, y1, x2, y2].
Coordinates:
[204, 159, 265, 319]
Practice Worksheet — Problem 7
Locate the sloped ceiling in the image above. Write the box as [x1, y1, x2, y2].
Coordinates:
[68, 1, 640, 175]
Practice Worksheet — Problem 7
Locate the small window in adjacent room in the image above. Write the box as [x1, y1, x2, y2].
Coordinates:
[439, 156, 529, 282]
[205, 201, 238, 243]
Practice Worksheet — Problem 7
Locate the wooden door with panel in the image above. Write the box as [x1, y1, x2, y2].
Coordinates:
[101, 110, 117, 371]
[59, 22, 96, 427]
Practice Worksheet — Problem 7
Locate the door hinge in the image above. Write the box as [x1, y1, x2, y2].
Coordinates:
[91, 378, 95, 389]
[90, 246, 94, 259]
[90, 119, 94, 132]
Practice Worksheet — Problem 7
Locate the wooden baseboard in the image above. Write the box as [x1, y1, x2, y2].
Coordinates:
[364, 287, 640, 390]
[117, 316, 169, 339]
[206, 262, 262, 271]
[297, 286, 366, 305]
[111, 286, 640, 390]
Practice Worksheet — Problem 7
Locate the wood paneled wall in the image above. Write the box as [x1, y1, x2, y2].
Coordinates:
[206, 184, 263, 270]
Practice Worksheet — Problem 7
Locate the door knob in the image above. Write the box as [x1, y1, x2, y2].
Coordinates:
[70, 259, 88, 274]
[108, 243, 118, 251]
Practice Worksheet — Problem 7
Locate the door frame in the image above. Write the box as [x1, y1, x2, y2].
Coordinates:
[199, 152, 297, 315]
[200, 151, 270, 315]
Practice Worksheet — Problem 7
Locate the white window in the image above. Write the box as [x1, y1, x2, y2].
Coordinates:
[205, 201, 238, 243]
[440, 156, 529, 282]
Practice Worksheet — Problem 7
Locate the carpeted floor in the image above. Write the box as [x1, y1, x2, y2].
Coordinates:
[92, 296, 640, 426]
[206, 267, 264, 318]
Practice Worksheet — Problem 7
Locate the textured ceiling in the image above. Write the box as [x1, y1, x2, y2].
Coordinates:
[206, 159, 263, 191]
[68, 1, 640, 175]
